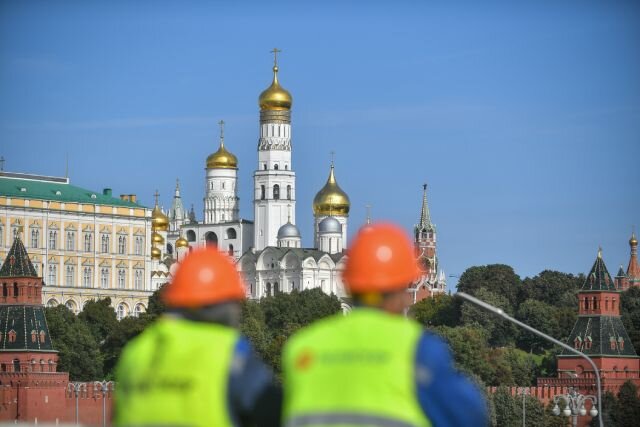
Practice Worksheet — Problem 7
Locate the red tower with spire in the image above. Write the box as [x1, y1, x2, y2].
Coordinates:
[0, 234, 69, 421]
[555, 248, 640, 393]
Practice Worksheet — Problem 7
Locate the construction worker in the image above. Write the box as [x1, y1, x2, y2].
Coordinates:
[282, 222, 488, 427]
[114, 247, 281, 427]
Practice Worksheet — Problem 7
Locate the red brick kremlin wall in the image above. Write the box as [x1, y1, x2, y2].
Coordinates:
[0, 378, 113, 424]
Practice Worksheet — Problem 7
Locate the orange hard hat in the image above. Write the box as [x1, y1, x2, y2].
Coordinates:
[342, 222, 420, 294]
[162, 247, 246, 308]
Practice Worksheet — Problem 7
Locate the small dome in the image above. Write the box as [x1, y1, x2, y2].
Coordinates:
[319, 216, 342, 234]
[206, 140, 238, 169]
[259, 66, 292, 111]
[151, 204, 169, 232]
[175, 236, 189, 248]
[151, 232, 164, 245]
[631, 232, 638, 247]
[278, 222, 301, 239]
[313, 164, 350, 216]
[151, 247, 161, 260]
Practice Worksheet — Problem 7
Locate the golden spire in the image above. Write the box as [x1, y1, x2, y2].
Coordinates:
[258, 48, 292, 111]
[313, 158, 350, 217]
[206, 119, 238, 169]
[598, 246, 603, 259]
[151, 190, 169, 232]
[630, 226, 638, 247]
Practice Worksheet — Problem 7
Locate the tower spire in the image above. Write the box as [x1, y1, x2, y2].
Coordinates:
[365, 204, 372, 225]
[417, 184, 433, 232]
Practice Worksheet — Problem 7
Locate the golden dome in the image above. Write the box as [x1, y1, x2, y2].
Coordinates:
[259, 66, 292, 111]
[631, 232, 638, 247]
[175, 236, 189, 248]
[151, 192, 169, 232]
[313, 164, 350, 216]
[206, 139, 238, 169]
[152, 231, 164, 245]
[151, 246, 161, 260]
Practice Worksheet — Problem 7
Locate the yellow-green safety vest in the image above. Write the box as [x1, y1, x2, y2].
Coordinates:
[114, 317, 239, 427]
[283, 308, 431, 427]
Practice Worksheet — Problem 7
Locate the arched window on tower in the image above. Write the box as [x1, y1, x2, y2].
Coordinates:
[274, 164, 279, 170]
[273, 185, 280, 200]
[261, 185, 265, 200]
[287, 185, 291, 200]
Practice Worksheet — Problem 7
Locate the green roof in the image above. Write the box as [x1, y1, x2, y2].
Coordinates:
[581, 251, 616, 291]
[0, 237, 38, 278]
[0, 173, 145, 208]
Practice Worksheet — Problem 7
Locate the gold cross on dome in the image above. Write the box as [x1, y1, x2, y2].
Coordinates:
[154, 190, 160, 205]
[330, 151, 335, 166]
[218, 120, 225, 140]
[271, 48, 281, 66]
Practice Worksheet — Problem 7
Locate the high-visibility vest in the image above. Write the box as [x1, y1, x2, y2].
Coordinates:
[283, 308, 431, 427]
[114, 317, 238, 427]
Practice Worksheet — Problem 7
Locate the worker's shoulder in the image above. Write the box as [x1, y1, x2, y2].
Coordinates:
[284, 312, 344, 350]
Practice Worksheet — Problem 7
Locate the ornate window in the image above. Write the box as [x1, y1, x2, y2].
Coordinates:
[48, 264, 57, 286]
[101, 234, 109, 253]
[66, 231, 75, 251]
[117, 269, 126, 289]
[117, 303, 128, 320]
[66, 265, 75, 286]
[84, 233, 93, 252]
[31, 229, 39, 248]
[82, 267, 92, 287]
[274, 164, 279, 170]
[48, 231, 57, 250]
[273, 184, 280, 200]
[134, 236, 143, 255]
[260, 185, 265, 200]
[134, 304, 144, 317]
[100, 268, 109, 288]
[118, 236, 126, 255]
[287, 185, 292, 200]
[134, 269, 143, 290]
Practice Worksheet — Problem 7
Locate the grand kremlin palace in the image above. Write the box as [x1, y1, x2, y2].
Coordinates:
[0, 171, 155, 318]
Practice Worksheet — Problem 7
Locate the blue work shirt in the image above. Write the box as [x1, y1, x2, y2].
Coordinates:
[415, 332, 489, 426]
[228, 337, 281, 427]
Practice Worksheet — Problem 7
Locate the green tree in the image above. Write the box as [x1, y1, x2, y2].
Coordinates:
[45, 305, 104, 380]
[516, 299, 560, 353]
[491, 386, 520, 427]
[615, 380, 640, 427]
[409, 293, 460, 327]
[457, 264, 522, 309]
[461, 287, 519, 347]
[521, 270, 582, 308]
[102, 316, 150, 378]
[78, 298, 118, 345]
[621, 287, 640, 353]
[433, 325, 497, 384]
[145, 284, 166, 319]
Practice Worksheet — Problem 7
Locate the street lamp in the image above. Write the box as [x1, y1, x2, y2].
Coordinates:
[552, 388, 598, 427]
[93, 380, 114, 427]
[67, 382, 86, 425]
[518, 387, 530, 427]
[456, 292, 603, 427]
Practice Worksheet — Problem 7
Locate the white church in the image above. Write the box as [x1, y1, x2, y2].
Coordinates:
[152, 52, 446, 302]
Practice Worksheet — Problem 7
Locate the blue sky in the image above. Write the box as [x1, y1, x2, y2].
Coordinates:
[1, 1, 639, 288]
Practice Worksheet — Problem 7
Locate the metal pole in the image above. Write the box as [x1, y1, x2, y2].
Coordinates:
[103, 387, 106, 427]
[521, 388, 525, 427]
[456, 292, 603, 427]
[75, 387, 79, 426]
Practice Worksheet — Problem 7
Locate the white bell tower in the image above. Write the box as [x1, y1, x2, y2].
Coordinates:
[254, 49, 296, 250]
